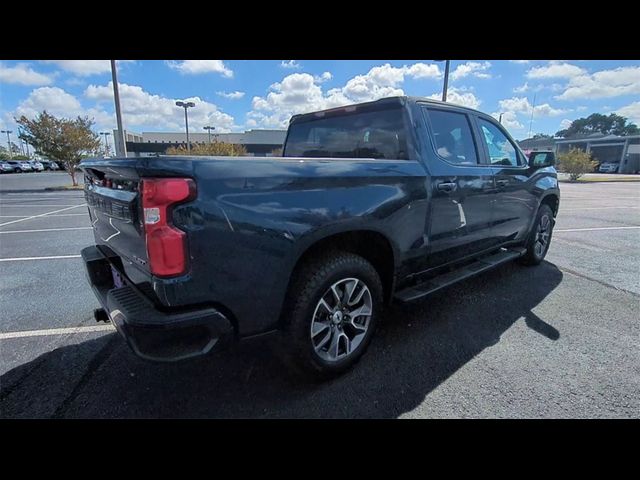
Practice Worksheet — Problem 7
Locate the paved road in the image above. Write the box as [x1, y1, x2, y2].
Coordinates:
[1, 172, 638, 418]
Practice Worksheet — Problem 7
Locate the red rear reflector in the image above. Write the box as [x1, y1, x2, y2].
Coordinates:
[141, 178, 196, 277]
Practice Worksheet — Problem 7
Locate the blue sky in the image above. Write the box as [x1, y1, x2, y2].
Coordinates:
[1, 60, 639, 141]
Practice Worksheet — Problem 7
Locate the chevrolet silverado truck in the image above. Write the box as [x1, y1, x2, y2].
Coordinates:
[80, 96, 559, 377]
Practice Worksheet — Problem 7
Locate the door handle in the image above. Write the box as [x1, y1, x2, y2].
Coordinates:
[436, 181, 456, 192]
[496, 179, 509, 187]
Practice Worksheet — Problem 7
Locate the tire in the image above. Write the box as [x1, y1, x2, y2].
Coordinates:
[280, 251, 383, 379]
[519, 204, 554, 266]
[14, 168, 22, 173]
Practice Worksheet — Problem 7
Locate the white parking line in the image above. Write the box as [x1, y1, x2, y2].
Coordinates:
[0, 324, 115, 340]
[0, 213, 88, 218]
[0, 204, 86, 227]
[0, 204, 81, 207]
[0, 254, 82, 262]
[555, 226, 640, 232]
[0, 227, 92, 234]
[560, 206, 640, 211]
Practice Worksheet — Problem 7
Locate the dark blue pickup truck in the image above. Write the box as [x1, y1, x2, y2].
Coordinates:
[80, 96, 559, 377]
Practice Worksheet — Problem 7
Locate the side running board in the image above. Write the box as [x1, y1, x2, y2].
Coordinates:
[394, 247, 526, 303]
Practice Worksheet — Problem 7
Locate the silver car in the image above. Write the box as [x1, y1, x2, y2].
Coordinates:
[29, 161, 44, 172]
[598, 162, 619, 173]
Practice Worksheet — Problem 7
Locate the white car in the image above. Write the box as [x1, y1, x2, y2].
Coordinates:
[598, 162, 619, 173]
[29, 161, 44, 172]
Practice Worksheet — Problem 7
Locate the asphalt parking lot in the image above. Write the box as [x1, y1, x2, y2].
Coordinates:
[1, 172, 639, 418]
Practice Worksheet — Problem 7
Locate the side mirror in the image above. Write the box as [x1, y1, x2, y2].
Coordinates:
[529, 151, 555, 169]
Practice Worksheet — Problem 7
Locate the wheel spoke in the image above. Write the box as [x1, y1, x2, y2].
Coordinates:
[330, 284, 342, 306]
[314, 329, 332, 351]
[317, 298, 333, 314]
[328, 330, 342, 358]
[311, 320, 330, 337]
[348, 282, 367, 306]
[344, 279, 358, 304]
[349, 304, 372, 319]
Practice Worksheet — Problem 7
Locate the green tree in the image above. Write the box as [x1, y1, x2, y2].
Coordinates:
[166, 141, 247, 156]
[532, 133, 554, 139]
[556, 113, 639, 138]
[557, 148, 598, 181]
[16, 111, 101, 185]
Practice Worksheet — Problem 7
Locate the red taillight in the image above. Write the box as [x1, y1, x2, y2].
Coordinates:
[141, 178, 196, 277]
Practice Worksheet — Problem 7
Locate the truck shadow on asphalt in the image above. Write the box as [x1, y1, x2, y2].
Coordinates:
[1, 261, 562, 419]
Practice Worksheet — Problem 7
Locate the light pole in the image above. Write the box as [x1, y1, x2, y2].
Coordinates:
[110, 60, 127, 157]
[176, 101, 196, 152]
[100, 132, 112, 156]
[203, 125, 215, 144]
[434, 60, 450, 102]
[1, 130, 12, 159]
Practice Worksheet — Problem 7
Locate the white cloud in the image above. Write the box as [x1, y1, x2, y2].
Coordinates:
[40, 60, 133, 77]
[492, 111, 523, 130]
[510, 60, 531, 64]
[450, 61, 492, 81]
[217, 90, 245, 99]
[247, 63, 442, 129]
[314, 71, 332, 83]
[498, 96, 568, 117]
[559, 119, 573, 130]
[428, 87, 481, 110]
[280, 60, 301, 69]
[0, 62, 53, 86]
[526, 61, 586, 79]
[616, 101, 640, 124]
[555, 66, 640, 101]
[7, 86, 115, 133]
[85, 82, 236, 132]
[166, 60, 233, 78]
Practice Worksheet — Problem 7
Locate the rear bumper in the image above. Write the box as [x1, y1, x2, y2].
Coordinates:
[81, 245, 234, 362]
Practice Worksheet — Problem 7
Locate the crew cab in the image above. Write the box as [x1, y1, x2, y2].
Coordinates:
[80, 96, 559, 377]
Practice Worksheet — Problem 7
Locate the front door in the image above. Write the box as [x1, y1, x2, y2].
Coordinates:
[475, 116, 538, 244]
[421, 106, 497, 268]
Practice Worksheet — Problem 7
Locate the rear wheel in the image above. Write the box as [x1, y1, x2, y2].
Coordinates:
[14, 168, 22, 173]
[280, 251, 383, 378]
[519, 204, 554, 266]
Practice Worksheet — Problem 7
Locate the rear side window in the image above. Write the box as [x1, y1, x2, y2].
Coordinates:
[477, 118, 523, 167]
[425, 108, 478, 165]
[284, 107, 409, 160]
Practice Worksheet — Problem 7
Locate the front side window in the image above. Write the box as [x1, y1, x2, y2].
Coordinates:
[478, 118, 522, 167]
[283, 107, 409, 160]
[425, 108, 478, 165]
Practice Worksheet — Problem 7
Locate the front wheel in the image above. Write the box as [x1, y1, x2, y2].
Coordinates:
[280, 252, 383, 378]
[519, 204, 554, 266]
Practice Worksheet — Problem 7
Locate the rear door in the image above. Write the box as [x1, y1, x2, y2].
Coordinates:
[474, 115, 538, 244]
[421, 105, 497, 267]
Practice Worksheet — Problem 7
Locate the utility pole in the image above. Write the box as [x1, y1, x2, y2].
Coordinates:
[110, 60, 127, 157]
[176, 101, 195, 152]
[1, 130, 12, 159]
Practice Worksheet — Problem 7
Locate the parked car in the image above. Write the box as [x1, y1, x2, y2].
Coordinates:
[6, 161, 32, 173]
[40, 160, 60, 171]
[29, 161, 44, 172]
[598, 162, 619, 173]
[80, 96, 560, 377]
[0, 162, 15, 173]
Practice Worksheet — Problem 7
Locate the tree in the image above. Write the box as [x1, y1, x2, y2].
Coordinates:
[532, 133, 554, 139]
[557, 148, 598, 181]
[16, 111, 101, 185]
[556, 113, 639, 138]
[270, 147, 283, 156]
[165, 141, 247, 156]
